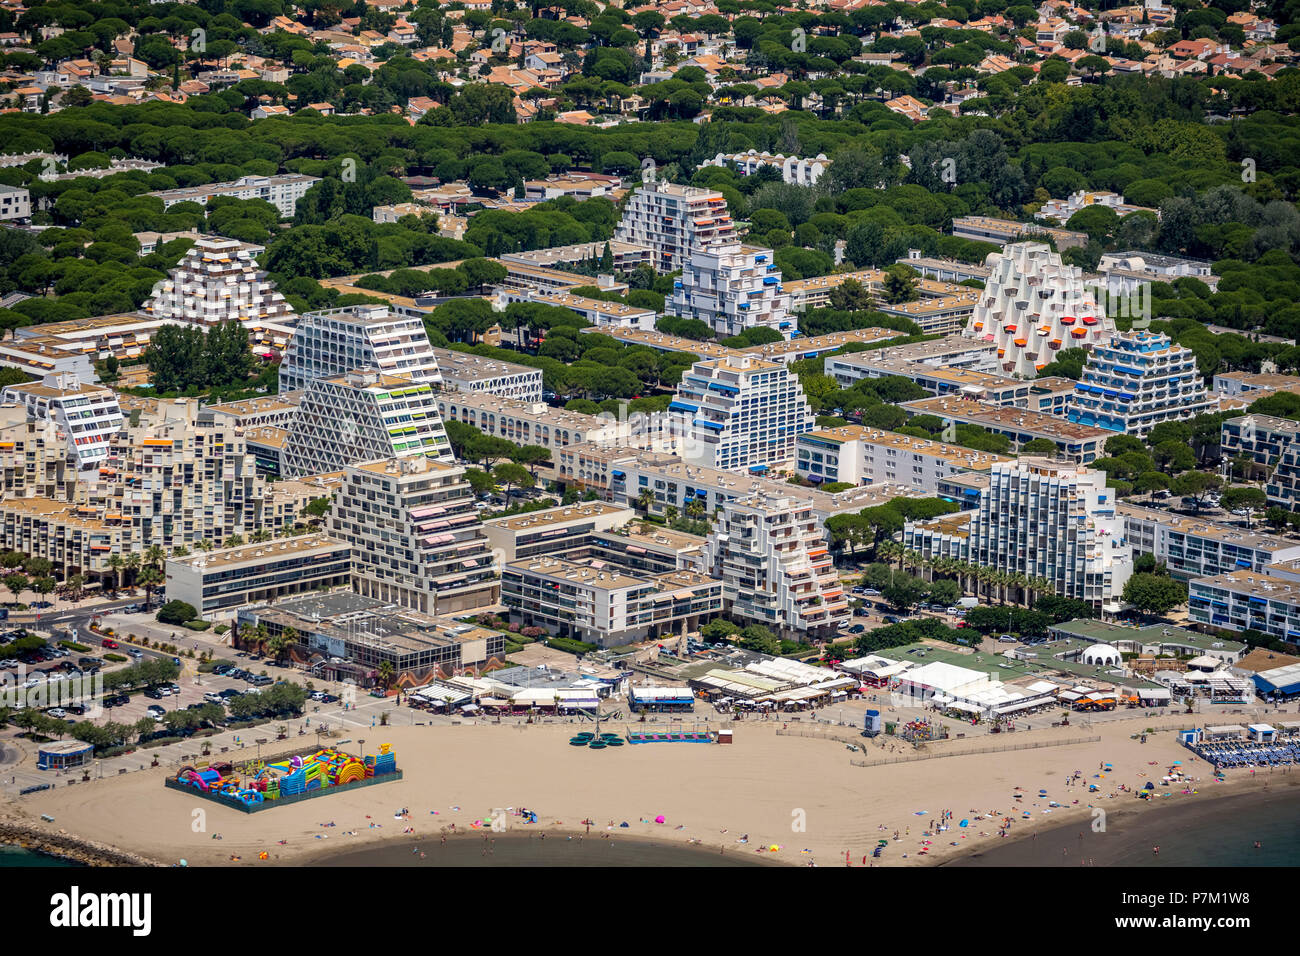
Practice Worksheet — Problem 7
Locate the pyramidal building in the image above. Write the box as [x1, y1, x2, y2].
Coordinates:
[141, 237, 296, 331]
[966, 242, 1114, 379]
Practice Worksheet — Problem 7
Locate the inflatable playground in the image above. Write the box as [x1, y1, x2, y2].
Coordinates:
[171, 745, 399, 811]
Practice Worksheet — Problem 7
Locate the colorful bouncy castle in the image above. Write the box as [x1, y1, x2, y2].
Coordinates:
[171, 744, 399, 811]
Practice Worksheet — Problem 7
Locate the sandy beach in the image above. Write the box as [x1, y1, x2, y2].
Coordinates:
[2, 716, 1283, 867]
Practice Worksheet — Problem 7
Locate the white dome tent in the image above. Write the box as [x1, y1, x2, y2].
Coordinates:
[1081, 643, 1122, 668]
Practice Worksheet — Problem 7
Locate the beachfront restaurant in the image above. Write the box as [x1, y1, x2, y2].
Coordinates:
[839, 655, 912, 688]
[629, 686, 695, 713]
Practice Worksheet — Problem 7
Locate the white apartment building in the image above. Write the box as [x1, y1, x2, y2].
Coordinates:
[670, 354, 814, 473]
[703, 493, 850, 640]
[430, 347, 542, 402]
[1120, 503, 1300, 580]
[1, 373, 123, 471]
[1035, 190, 1156, 223]
[496, 289, 657, 331]
[903, 458, 1133, 609]
[966, 242, 1115, 378]
[146, 173, 321, 218]
[1220, 414, 1300, 510]
[164, 533, 353, 619]
[1098, 251, 1217, 296]
[279, 304, 443, 394]
[701, 151, 830, 186]
[1070, 330, 1214, 436]
[140, 237, 297, 331]
[501, 557, 722, 648]
[795, 425, 1010, 492]
[0, 184, 31, 221]
[1189, 563, 1300, 643]
[435, 390, 625, 466]
[613, 180, 736, 272]
[328, 456, 498, 617]
[281, 370, 453, 478]
[670, 241, 795, 340]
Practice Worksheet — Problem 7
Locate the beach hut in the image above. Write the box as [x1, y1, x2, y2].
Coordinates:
[1248, 724, 1277, 743]
[717, 729, 733, 745]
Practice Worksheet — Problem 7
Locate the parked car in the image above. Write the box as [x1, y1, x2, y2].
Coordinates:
[127, 648, 143, 660]
[204, 692, 225, 705]
[997, 635, 1018, 644]
[46, 708, 67, 718]
[146, 705, 166, 719]
[120, 604, 140, 613]
[848, 624, 866, 634]
[143, 687, 163, 700]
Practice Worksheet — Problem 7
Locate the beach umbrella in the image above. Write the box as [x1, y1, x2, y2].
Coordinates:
[654, 815, 665, 824]
[959, 819, 969, 828]
[769, 844, 780, 852]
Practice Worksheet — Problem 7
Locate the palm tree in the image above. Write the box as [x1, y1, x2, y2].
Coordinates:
[196, 539, 215, 552]
[377, 659, 395, 690]
[106, 554, 124, 595]
[636, 489, 654, 514]
[250, 529, 271, 543]
[64, 573, 85, 602]
[238, 622, 259, 652]
[123, 552, 141, 590]
[1008, 571, 1028, 607]
[143, 545, 165, 570]
[137, 566, 163, 609]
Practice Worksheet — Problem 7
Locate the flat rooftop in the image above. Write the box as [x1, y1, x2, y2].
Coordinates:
[901, 396, 1111, 443]
[505, 555, 649, 591]
[601, 521, 707, 553]
[206, 396, 298, 417]
[801, 425, 1010, 469]
[437, 389, 612, 431]
[1120, 503, 1299, 553]
[1049, 618, 1245, 654]
[167, 533, 346, 571]
[430, 347, 539, 381]
[251, 591, 499, 655]
[484, 501, 630, 533]
[591, 328, 742, 360]
[532, 291, 657, 320]
[741, 328, 902, 358]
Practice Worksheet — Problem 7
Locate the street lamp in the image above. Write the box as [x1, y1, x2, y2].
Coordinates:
[358, 738, 366, 762]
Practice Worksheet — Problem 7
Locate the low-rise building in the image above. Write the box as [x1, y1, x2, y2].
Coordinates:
[1220, 414, 1300, 509]
[430, 347, 542, 402]
[796, 425, 1010, 491]
[501, 556, 722, 648]
[482, 501, 632, 564]
[146, 174, 320, 219]
[901, 396, 1109, 463]
[435, 389, 624, 468]
[1121, 504, 1300, 580]
[951, 216, 1089, 250]
[239, 591, 507, 687]
[0, 184, 31, 221]
[164, 534, 353, 619]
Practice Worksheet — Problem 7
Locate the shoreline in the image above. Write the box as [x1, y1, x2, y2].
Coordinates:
[924, 763, 1290, 867]
[3, 719, 1289, 868]
[944, 778, 1300, 866]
